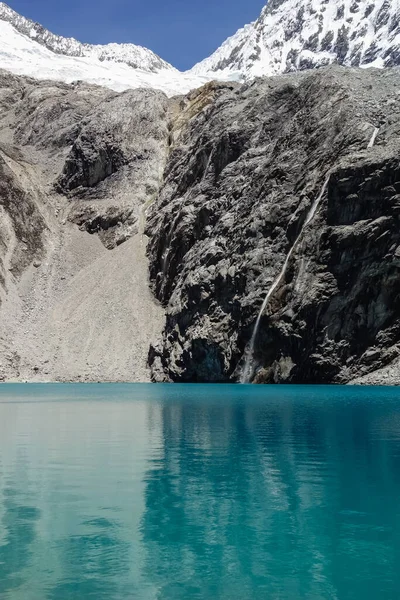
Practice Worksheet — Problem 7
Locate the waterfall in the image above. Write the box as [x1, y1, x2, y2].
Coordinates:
[367, 126, 379, 149]
[240, 175, 331, 384]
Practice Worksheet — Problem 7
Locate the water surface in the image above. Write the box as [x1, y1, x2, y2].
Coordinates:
[0, 384, 400, 599]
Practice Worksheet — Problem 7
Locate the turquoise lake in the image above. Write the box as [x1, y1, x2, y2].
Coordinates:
[0, 384, 400, 599]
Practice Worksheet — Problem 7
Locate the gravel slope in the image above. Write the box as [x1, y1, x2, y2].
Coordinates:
[0, 71, 166, 382]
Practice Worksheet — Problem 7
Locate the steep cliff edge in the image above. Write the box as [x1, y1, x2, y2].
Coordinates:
[147, 65, 400, 384]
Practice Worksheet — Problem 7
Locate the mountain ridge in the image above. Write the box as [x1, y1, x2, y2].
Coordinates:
[0, 2, 209, 96]
[2, 0, 400, 94]
[0, 2, 176, 73]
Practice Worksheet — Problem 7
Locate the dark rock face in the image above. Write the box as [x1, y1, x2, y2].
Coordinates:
[147, 66, 400, 384]
[251, 153, 400, 384]
[55, 89, 170, 248]
[71, 204, 137, 248]
[58, 136, 127, 192]
[334, 26, 350, 62]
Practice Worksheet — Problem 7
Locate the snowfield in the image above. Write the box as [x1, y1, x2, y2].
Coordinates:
[0, 20, 210, 96]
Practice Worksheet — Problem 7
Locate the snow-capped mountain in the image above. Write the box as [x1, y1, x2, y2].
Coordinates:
[0, 2, 174, 73]
[2, 0, 400, 96]
[189, 0, 400, 79]
[0, 2, 209, 96]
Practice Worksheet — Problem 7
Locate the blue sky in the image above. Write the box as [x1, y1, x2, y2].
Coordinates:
[6, 0, 266, 70]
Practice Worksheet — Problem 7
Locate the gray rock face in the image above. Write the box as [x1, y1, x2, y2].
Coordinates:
[2, 65, 400, 385]
[0, 147, 46, 286]
[0, 72, 169, 248]
[147, 66, 400, 384]
[0, 70, 168, 381]
[56, 87, 169, 248]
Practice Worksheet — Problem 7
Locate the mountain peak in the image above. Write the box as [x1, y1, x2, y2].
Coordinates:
[189, 0, 400, 78]
[0, 1, 176, 73]
[0, 2, 211, 96]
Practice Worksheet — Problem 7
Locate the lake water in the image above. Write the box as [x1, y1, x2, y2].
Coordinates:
[0, 384, 400, 599]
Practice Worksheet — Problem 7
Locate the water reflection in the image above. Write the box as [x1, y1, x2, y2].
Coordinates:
[0, 385, 400, 599]
[0, 486, 40, 596]
[140, 387, 400, 600]
[0, 392, 153, 600]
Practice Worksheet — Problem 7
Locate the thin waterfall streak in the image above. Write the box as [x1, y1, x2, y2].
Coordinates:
[138, 204, 147, 245]
[367, 126, 379, 149]
[240, 174, 331, 384]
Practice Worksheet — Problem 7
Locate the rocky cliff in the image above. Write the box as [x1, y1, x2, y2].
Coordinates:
[147, 65, 400, 384]
[1, 65, 400, 384]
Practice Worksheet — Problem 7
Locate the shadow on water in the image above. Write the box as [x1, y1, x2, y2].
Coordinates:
[139, 386, 400, 600]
